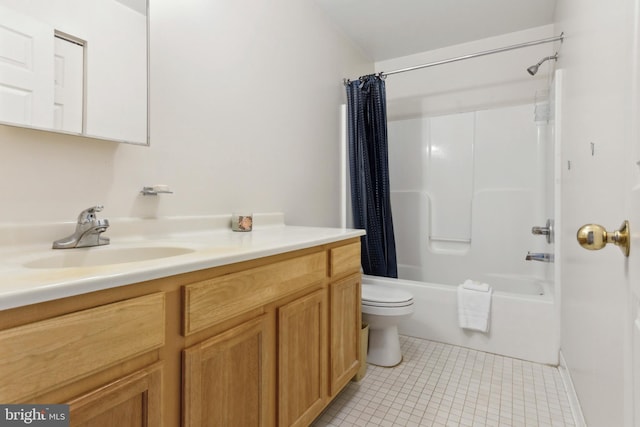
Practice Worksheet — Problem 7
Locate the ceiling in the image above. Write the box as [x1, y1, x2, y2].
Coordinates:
[313, 0, 557, 61]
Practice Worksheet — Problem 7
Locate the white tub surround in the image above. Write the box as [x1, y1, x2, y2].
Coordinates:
[378, 96, 559, 367]
[387, 103, 552, 287]
[0, 213, 365, 310]
[364, 275, 558, 365]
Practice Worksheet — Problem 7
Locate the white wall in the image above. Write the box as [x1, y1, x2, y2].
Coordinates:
[0, 0, 372, 226]
[555, 0, 637, 425]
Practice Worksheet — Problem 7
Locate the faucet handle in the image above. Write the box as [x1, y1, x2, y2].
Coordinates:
[531, 219, 554, 244]
[77, 205, 105, 224]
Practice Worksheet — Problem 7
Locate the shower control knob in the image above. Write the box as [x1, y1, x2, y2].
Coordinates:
[532, 219, 554, 244]
[576, 220, 630, 257]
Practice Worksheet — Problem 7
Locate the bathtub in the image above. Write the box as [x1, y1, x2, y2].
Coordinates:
[363, 274, 559, 365]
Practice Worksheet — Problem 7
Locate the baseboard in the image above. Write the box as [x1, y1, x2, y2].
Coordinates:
[559, 350, 587, 426]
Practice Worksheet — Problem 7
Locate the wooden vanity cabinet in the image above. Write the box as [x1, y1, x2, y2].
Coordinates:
[67, 363, 163, 427]
[183, 315, 271, 427]
[329, 274, 361, 396]
[182, 239, 362, 427]
[0, 237, 362, 427]
[0, 292, 166, 426]
[278, 289, 328, 427]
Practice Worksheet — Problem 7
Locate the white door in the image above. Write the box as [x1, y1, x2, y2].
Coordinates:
[564, 86, 638, 426]
[630, 182, 640, 426]
[0, 5, 54, 128]
[628, 3, 640, 420]
[560, 0, 640, 423]
[53, 35, 84, 133]
[557, 0, 640, 425]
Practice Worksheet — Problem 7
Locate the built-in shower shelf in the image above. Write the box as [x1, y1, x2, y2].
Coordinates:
[429, 236, 472, 243]
[428, 236, 471, 254]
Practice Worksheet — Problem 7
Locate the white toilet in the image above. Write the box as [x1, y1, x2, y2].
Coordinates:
[361, 282, 414, 367]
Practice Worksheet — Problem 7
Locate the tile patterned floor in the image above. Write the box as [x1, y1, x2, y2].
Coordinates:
[313, 336, 576, 427]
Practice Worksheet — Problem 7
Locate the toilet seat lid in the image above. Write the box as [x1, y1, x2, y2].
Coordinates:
[362, 299, 414, 308]
[362, 284, 413, 305]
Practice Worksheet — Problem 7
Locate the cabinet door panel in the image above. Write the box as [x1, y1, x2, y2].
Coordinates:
[68, 363, 162, 427]
[183, 315, 270, 427]
[184, 252, 326, 335]
[330, 242, 361, 278]
[330, 275, 361, 395]
[278, 289, 327, 427]
[0, 292, 165, 402]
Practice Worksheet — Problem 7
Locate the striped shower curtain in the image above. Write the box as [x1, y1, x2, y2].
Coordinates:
[345, 74, 398, 278]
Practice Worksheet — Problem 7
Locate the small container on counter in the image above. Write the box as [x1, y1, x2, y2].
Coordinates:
[231, 213, 253, 232]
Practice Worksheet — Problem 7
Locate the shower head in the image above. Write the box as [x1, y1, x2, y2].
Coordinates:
[526, 64, 540, 76]
[527, 52, 559, 76]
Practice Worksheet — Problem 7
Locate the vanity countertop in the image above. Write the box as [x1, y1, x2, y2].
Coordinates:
[0, 215, 364, 311]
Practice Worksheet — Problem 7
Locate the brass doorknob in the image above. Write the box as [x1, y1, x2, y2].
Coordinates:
[576, 220, 630, 257]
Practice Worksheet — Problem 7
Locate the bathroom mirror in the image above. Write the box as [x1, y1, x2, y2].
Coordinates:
[0, 0, 148, 145]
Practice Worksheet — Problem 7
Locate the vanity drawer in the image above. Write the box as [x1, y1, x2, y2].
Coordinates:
[183, 252, 326, 336]
[330, 242, 361, 278]
[0, 292, 165, 403]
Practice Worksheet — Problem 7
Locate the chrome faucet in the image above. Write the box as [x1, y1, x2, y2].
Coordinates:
[53, 205, 110, 249]
[525, 252, 554, 263]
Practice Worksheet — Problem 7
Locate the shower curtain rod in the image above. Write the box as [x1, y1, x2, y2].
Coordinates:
[344, 33, 564, 83]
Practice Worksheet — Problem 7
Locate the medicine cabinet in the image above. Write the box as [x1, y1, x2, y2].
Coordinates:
[0, 0, 148, 145]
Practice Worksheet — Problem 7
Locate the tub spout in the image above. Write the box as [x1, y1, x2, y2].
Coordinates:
[525, 252, 554, 262]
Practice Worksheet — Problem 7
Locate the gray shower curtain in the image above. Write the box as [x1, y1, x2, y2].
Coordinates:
[345, 74, 398, 278]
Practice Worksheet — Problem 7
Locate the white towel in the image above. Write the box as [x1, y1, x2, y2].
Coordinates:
[457, 280, 493, 332]
[462, 279, 491, 292]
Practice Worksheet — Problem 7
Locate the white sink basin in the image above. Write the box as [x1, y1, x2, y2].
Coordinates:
[23, 246, 196, 269]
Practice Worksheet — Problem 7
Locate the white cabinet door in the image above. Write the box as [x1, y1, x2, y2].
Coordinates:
[0, 5, 54, 128]
[54, 36, 83, 133]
